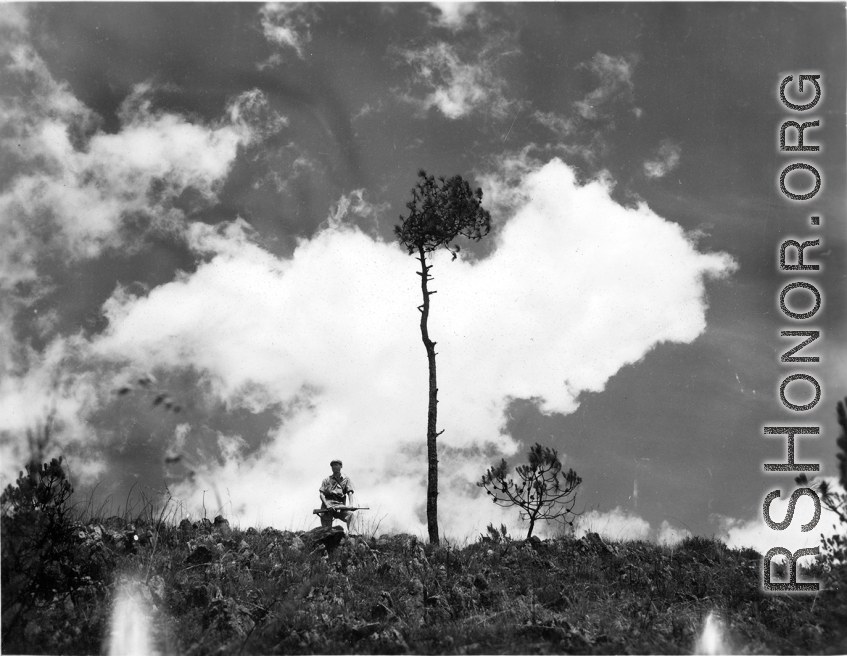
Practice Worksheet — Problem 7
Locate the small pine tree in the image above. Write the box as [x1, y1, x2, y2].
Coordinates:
[478, 443, 582, 539]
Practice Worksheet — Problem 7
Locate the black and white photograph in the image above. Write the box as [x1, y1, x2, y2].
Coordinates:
[1, 2, 845, 654]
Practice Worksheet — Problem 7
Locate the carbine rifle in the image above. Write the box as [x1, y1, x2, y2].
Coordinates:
[312, 506, 369, 514]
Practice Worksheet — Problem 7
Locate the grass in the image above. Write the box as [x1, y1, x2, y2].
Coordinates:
[2, 490, 846, 655]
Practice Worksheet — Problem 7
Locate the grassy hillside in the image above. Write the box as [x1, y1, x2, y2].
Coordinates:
[2, 478, 846, 656]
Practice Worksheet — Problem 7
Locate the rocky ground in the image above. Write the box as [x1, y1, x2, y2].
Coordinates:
[3, 509, 846, 655]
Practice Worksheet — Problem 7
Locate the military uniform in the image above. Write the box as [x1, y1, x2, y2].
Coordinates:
[319, 474, 355, 527]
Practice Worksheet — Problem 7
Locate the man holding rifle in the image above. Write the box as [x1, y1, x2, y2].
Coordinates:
[318, 459, 357, 531]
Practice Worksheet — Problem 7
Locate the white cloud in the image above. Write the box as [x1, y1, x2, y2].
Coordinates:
[326, 189, 390, 234]
[657, 520, 693, 545]
[644, 140, 682, 179]
[0, 16, 285, 486]
[0, 78, 260, 375]
[714, 478, 844, 565]
[575, 506, 652, 542]
[0, 336, 106, 488]
[475, 144, 545, 218]
[86, 158, 735, 534]
[0, 7, 285, 348]
[575, 513, 690, 546]
[395, 42, 514, 120]
[574, 52, 637, 120]
[255, 147, 316, 194]
[429, 3, 479, 31]
[533, 110, 575, 138]
[0, 68, 266, 293]
[259, 3, 316, 59]
[531, 52, 637, 169]
[227, 88, 289, 140]
[0, 4, 28, 32]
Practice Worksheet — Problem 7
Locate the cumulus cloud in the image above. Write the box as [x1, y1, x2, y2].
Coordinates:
[575, 506, 652, 541]
[0, 12, 284, 485]
[0, 71, 267, 292]
[394, 42, 515, 120]
[84, 158, 735, 534]
[657, 520, 693, 545]
[0, 76, 265, 368]
[0, 8, 283, 321]
[259, 3, 316, 59]
[475, 144, 546, 219]
[574, 511, 692, 546]
[714, 478, 844, 564]
[574, 52, 637, 120]
[643, 140, 682, 179]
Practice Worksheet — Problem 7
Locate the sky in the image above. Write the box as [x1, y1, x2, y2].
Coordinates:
[1, 3, 845, 557]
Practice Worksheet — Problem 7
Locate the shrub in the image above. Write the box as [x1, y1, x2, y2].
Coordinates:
[478, 443, 582, 539]
[1, 457, 88, 646]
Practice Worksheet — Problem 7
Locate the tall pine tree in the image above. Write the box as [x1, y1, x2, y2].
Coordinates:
[395, 170, 491, 544]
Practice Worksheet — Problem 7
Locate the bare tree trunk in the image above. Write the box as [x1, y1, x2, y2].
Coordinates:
[417, 246, 440, 544]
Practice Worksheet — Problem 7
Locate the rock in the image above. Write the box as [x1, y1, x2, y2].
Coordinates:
[473, 574, 489, 590]
[103, 516, 126, 530]
[187, 584, 210, 607]
[186, 545, 214, 565]
[525, 535, 543, 550]
[351, 622, 381, 639]
[87, 524, 104, 541]
[288, 536, 305, 553]
[105, 526, 138, 553]
[195, 518, 213, 533]
[302, 526, 345, 553]
[581, 531, 615, 556]
[213, 515, 231, 536]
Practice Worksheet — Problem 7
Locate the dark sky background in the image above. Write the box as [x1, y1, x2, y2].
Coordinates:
[1, 3, 845, 550]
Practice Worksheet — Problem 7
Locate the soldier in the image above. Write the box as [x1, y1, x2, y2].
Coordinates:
[318, 459, 357, 531]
